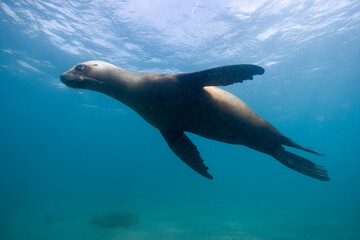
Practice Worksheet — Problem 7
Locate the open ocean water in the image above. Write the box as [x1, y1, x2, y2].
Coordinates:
[1, 0, 360, 239]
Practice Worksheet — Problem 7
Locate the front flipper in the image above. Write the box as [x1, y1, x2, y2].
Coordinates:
[160, 130, 213, 179]
[176, 64, 264, 88]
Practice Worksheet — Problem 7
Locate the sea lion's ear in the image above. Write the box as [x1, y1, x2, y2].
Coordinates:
[176, 64, 264, 88]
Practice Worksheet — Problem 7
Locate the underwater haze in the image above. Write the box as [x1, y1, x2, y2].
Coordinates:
[1, 0, 360, 239]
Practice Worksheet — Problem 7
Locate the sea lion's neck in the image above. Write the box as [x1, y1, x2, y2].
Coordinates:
[95, 68, 140, 105]
[90, 67, 176, 114]
[93, 67, 168, 111]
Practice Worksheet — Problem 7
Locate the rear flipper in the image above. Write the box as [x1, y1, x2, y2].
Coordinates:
[274, 147, 329, 181]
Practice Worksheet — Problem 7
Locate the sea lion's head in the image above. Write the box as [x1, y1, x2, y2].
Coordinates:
[60, 60, 119, 90]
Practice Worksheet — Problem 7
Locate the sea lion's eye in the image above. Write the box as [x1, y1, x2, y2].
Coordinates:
[75, 64, 86, 71]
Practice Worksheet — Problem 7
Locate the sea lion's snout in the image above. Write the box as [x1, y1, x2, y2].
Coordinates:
[60, 72, 67, 84]
[60, 72, 85, 89]
[60, 72, 73, 86]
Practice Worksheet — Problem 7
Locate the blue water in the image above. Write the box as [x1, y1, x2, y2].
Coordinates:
[1, 0, 360, 239]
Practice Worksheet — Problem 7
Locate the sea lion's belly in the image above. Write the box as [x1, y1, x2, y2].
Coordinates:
[182, 86, 270, 144]
[137, 86, 271, 144]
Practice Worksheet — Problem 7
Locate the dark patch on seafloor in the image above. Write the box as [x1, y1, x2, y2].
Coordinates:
[89, 212, 139, 229]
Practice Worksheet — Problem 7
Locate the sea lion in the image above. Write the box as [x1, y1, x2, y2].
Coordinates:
[60, 61, 329, 181]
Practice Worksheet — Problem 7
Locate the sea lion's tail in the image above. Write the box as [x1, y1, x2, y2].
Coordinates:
[282, 136, 324, 156]
[274, 146, 329, 181]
